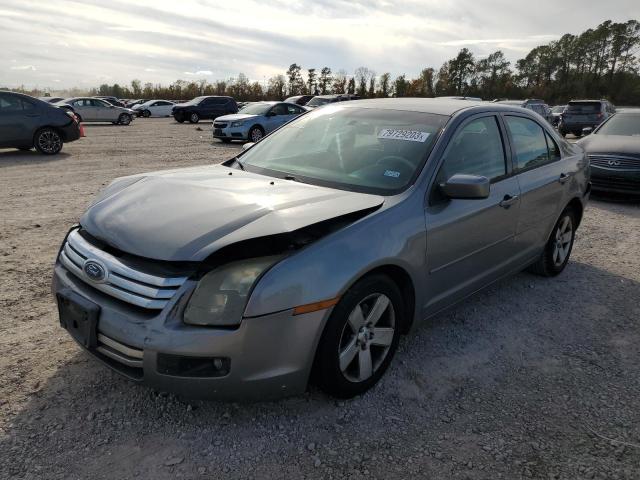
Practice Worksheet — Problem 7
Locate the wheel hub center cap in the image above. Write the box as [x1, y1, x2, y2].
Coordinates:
[357, 327, 372, 348]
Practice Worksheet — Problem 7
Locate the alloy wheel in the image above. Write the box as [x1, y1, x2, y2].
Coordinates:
[338, 293, 395, 383]
[37, 130, 62, 154]
[250, 128, 263, 142]
[552, 215, 573, 267]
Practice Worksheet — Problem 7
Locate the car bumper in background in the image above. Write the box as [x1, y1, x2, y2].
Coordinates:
[591, 167, 640, 195]
[52, 261, 329, 400]
[213, 126, 249, 141]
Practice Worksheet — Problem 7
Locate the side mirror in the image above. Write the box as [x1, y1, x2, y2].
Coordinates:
[440, 174, 490, 199]
[242, 142, 255, 151]
[582, 127, 593, 136]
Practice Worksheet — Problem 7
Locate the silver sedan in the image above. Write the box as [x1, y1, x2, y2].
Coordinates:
[52, 98, 590, 399]
[55, 97, 135, 125]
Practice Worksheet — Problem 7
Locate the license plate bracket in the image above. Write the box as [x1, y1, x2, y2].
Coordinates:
[57, 289, 100, 349]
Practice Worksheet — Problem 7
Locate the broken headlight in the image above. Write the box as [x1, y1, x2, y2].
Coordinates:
[183, 256, 283, 327]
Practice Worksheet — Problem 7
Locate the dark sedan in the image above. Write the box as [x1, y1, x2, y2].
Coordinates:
[0, 91, 83, 154]
[577, 110, 640, 195]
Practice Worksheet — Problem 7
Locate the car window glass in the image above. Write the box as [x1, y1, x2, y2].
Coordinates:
[286, 104, 302, 115]
[438, 116, 506, 182]
[545, 131, 561, 161]
[272, 104, 288, 115]
[0, 95, 23, 112]
[505, 116, 550, 170]
[21, 99, 35, 111]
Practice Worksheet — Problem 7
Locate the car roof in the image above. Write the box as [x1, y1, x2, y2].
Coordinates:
[336, 97, 499, 116]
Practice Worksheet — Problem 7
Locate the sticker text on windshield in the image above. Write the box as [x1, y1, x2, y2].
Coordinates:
[378, 129, 430, 142]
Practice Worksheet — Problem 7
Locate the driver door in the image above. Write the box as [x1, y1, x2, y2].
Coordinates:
[264, 104, 289, 133]
[423, 114, 521, 316]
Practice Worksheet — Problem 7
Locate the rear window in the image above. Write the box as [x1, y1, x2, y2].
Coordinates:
[567, 102, 601, 113]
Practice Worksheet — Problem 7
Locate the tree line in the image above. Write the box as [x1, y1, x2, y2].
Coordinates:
[6, 19, 640, 105]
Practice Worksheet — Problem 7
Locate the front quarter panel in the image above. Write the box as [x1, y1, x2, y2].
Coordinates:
[244, 192, 427, 325]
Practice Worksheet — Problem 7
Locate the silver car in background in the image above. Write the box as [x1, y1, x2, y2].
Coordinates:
[55, 97, 135, 125]
[52, 98, 589, 400]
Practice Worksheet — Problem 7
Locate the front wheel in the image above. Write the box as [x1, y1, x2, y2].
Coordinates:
[314, 274, 404, 398]
[189, 112, 200, 123]
[34, 128, 63, 155]
[248, 126, 264, 143]
[142, 110, 151, 118]
[528, 208, 576, 277]
[118, 114, 132, 125]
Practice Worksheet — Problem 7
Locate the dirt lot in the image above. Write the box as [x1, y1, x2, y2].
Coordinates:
[1, 118, 639, 480]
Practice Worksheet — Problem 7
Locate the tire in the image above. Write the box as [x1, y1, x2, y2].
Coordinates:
[189, 112, 200, 123]
[118, 114, 132, 125]
[175, 115, 185, 123]
[248, 126, 264, 143]
[314, 274, 404, 398]
[34, 128, 63, 155]
[142, 110, 151, 118]
[528, 208, 576, 277]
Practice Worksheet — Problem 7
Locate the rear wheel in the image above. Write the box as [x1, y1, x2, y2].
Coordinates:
[34, 128, 63, 155]
[314, 274, 404, 398]
[528, 208, 576, 277]
[189, 112, 200, 123]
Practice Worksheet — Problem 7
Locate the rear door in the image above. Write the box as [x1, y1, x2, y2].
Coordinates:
[0, 94, 34, 146]
[424, 114, 521, 315]
[503, 114, 571, 262]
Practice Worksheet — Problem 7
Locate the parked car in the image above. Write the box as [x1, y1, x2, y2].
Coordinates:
[284, 95, 315, 106]
[52, 98, 589, 400]
[577, 110, 640, 195]
[558, 100, 615, 137]
[305, 94, 360, 108]
[55, 98, 135, 125]
[125, 99, 148, 108]
[0, 91, 83, 154]
[94, 96, 125, 107]
[495, 99, 553, 124]
[133, 100, 175, 118]
[172, 96, 238, 123]
[38, 96, 65, 104]
[551, 105, 566, 127]
[213, 101, 308, 142]
[437, 96, 482, 101]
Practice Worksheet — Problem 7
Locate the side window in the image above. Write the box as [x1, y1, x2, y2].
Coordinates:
[545, 131, 561, 161]
[21, 99, 35, 111]
[0, 94, 23, 112]
[437, 116, 506, 182]
[505, 116, 550, 171]
[271, 104, 288, 116]
[286, 104, 302, 115]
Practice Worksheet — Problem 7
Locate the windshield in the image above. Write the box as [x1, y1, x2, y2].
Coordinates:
[239, 103, 272, 115]
[183, 96, 207, 106]
[552, 106, 565, 113]
[596, 114, 640, 136]
[238, 105, 448, 194]
[567, 102, 601, 113]
[307, 97, 333, 107]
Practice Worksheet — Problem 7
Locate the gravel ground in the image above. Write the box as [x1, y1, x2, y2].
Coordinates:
[1, 118, 639, 480]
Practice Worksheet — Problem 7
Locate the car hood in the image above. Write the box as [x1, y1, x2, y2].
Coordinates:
[80, 165, 384, 262]
[577, 134, 640, 156]
[216, 113, 259, 122]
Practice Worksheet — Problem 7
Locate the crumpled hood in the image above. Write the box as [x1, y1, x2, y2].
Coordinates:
[80, 165, 384, 261]
[216, 113, 258, 122]
[578, 134, 640, 156]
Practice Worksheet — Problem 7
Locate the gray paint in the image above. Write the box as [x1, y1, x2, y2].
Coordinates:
[53, 98, 590, 399]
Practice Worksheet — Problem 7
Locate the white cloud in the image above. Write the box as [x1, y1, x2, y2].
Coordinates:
[184, 70, 214, 76]
[9, 65, 37, 71]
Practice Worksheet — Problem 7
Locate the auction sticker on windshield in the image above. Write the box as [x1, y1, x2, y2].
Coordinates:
[378, 129, 430, 142]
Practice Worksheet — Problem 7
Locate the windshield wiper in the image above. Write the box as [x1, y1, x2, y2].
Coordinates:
[232, 157, 245, 170]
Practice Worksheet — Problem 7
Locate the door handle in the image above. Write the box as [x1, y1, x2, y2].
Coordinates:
[559, 173, 572, 184]
[499, 194, 519, 208]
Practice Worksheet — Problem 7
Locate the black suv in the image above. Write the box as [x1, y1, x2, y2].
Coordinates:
[172, 96, 238, 123]
[559, 100, 616, 137]
[0, 91, 82, 154]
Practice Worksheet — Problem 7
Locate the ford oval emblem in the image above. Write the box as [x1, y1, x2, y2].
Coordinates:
[83, 260, 107, 283]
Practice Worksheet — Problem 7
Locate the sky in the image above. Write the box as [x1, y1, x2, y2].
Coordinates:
[1, 0, 638, 90]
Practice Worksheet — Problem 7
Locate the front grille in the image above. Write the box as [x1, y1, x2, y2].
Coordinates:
[213, 122, 228, 128]
[588, 154, 640, 171]
[59, 229, 187, 309]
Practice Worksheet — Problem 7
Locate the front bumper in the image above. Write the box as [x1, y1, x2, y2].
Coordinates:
[591, 167, 640, 195]
[52, 262, 330, 400]
[213, 125, 249, 141]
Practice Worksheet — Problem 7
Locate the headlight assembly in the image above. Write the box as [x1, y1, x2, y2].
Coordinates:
[183, 256, 283, 327]
[230, 121, 245, 127]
